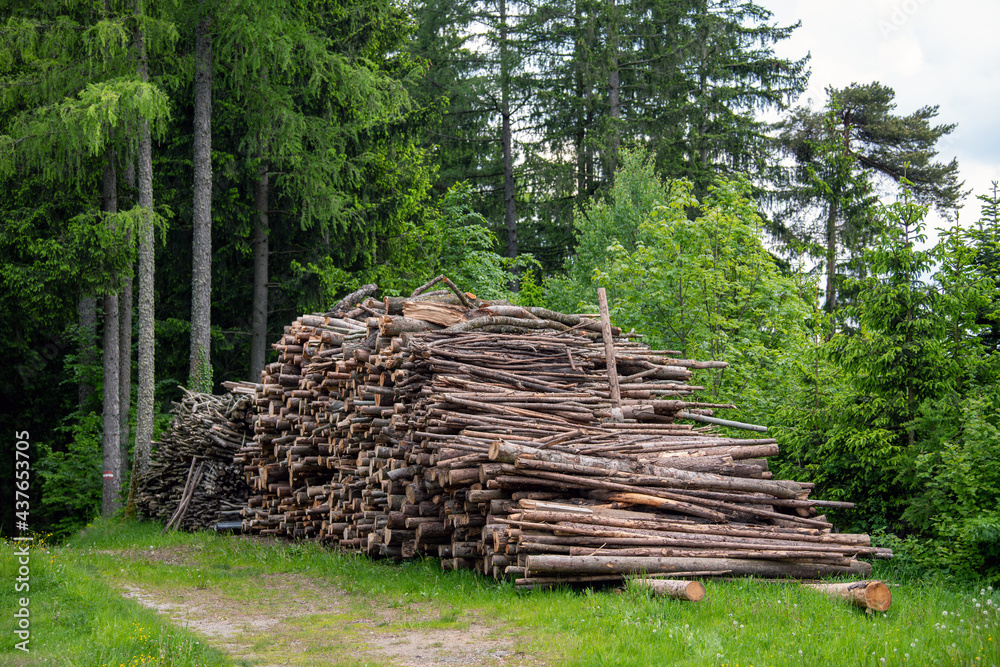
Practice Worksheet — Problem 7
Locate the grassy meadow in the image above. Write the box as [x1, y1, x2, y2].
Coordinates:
[2, 519, 997, 666]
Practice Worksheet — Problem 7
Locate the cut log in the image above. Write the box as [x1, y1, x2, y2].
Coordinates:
[525, 554, 873, 579]
[803, 580, 892, 612]
[631, 578, 706, 601]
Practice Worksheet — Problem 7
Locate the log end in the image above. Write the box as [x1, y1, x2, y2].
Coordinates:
[863, 581, 892, 612]
[683, 580, 706, 602]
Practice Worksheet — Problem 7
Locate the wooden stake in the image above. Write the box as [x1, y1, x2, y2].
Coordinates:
[596, 288, 622, 413]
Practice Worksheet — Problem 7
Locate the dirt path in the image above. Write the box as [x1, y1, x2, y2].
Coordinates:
[114, 549, 541, 667]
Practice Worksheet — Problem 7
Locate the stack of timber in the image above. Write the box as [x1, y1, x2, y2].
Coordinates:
[236, 276, 891, 588]
[136, 387, 254, 530]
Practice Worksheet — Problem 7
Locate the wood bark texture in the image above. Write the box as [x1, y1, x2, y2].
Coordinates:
[189, 8, 213, 390]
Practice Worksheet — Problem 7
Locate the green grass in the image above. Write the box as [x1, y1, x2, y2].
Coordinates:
[3, 519, 999, 666]
[1, 528, 229, 666]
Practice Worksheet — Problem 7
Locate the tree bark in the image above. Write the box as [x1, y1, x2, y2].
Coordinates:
[134, 7, 155, 480]
[101, 148, 120, 516]
[118, 269, 132, 484]
[606, 0, 620, 179]
[189, 8, 213, 391]
[597, 287, 621, 409]
[250, 163, 269, 380]
[574, 6, 587, 209]
[825, 197, 839, 316]
[499, 0, 517, 259]
[525, 554, 872, 579]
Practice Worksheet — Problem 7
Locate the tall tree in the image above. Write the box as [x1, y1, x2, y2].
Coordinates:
[1, 0, 172, 514]
[408, 0, 532, 259]
[189, 0, 213, 391]
[133, 0, 158, 483]
[250, 158, 268, 380]
[206, 0, 429, 377]
[776, 82, 964, 314]
[78, 296, 97, 407]
[518, 0, 808, 270]
[100, 147, 121, 515]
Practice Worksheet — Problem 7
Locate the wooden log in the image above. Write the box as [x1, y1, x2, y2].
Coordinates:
[524, 554, 873, 579]
[803, 580, 892, 612]
[631, 578, 705, 601]
[675, 411, 767, 433]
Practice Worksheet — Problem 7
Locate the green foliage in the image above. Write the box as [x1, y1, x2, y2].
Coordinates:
[34, 412, 103, 540]
[774, 185, 1000, 578]
[832, 190, 953, 416]
[513, 269, 545, 307]
[900, 386, 1000, 578]
[776, 82, 963, 315]
[1, 77, 172, 181]
[551, 150, 818, 420]
[966, 182, 1000, 353]
[293, 182, 535, 308]
[546, 148, 675, 312]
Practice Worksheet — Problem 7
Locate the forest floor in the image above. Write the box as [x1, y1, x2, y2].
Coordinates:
[1, 520, 997, 666]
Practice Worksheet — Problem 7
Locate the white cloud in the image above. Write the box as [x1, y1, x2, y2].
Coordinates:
[877, 36, 924, 77]
[762, 0, 1000, 224]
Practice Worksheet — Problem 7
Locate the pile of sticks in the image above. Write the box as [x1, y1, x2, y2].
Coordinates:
[136, 388, 254, 530]
[236, 277, 891, 587]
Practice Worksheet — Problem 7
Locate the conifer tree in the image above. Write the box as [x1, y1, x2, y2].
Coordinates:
[777, 82, 964, 314]
[1, 0, 174, 513]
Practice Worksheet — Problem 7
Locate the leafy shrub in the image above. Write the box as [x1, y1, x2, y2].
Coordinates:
[35, 411, 102, 539]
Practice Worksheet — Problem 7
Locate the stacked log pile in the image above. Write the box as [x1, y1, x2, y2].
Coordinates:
[136, 388, 254, 530]
[236, 277, 891, 588]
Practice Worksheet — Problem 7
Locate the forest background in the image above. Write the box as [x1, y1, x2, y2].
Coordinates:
[1, 0, 997, 582]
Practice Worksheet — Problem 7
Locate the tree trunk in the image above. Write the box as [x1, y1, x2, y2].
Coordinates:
[189, 8, 213, 391]
[606, 0, 620, 179]
[120, 153, 135, 503]
[574, 7, 587, 209]
[119, 270, 132, 484]
[78, 294, 97, 407]
[101, 149, 120, 516]
[825, 197, 839, 316]
[134, 6, 155, 480]
[250, 163, 269, 380]
[499, 0, 517, 260]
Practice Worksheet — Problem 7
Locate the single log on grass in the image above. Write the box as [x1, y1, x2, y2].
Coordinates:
[631, 578, 705, 601]
[803, 580, 892, 612]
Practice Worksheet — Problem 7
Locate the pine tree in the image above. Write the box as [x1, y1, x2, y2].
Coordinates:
[776, 82, 964, 314]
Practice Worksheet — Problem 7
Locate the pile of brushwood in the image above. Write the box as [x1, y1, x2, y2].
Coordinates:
[236, 277, 891, 589]
[135, 388, 253, 531]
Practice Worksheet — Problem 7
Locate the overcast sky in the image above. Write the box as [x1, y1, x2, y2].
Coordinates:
[763, 0, 1000, 228]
